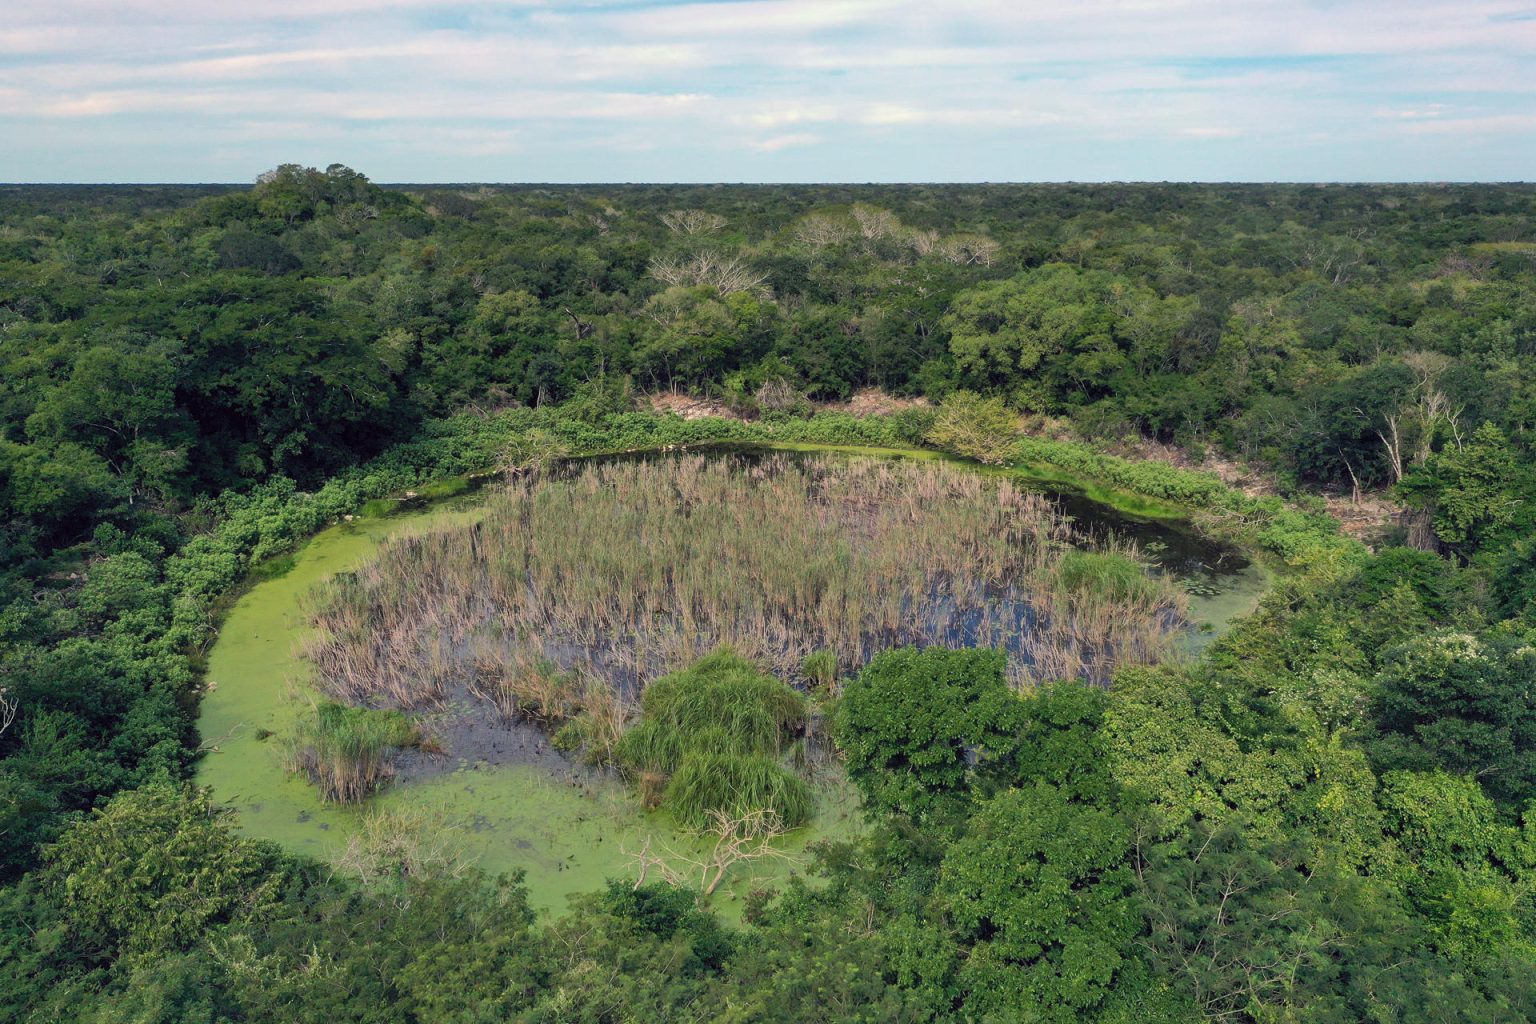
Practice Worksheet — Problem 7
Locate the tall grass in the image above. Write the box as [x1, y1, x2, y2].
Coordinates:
[300, 453, 1187, 717]
[615, 647, 807, 773]
[283, 701, 420, 803]
[611, 648, 811, 827]
[663, 752, 813, 830]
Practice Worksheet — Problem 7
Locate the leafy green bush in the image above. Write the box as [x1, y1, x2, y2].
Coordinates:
[615, 647, 806, 775]
[834, 647, 1024, 828]
[925, 391, 1018, 465]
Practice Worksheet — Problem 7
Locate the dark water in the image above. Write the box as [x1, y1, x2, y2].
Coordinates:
[558, 443, 1251, 586]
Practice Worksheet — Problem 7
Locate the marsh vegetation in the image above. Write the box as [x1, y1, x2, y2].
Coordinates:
[613, 647, 810, 827]
[296, 452, 1187, 801]
[282, 701, 421, 802]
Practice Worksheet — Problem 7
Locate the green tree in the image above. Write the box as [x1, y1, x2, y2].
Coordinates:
[1370, 632, 1536, 807]
[41, 785, 286, 958]
[1377, 770, 1535, 963]
[25, 335, 194, 502]
[939, 782, 1140, 1023]
[944, 264, 1189, 410]
[834, 647, 1025, 830]
[1401, 422, 1527, 554]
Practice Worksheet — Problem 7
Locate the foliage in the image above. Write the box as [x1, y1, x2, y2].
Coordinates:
[6, 172, 1536, 1020]
[1369, 631, 1536, 807]
[924, 390, 1018, 464]
[834, 647, 1026, 829]
[938, 782, 1140, 1023]
[1401, 421, 1530, 553]
[39, 785, 286, 959]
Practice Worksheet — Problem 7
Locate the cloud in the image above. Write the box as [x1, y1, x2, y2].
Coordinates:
[748, 132, 822, 152]
[3, 0, 1534, 180]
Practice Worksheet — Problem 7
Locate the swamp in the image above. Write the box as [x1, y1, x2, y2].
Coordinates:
[196, 444, 1265, 912]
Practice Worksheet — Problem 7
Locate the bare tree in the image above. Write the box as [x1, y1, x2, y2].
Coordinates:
[793, 212, 854, 250]
[849, 203, 899, 241]
[626, 808, 790, 896]
[661, 209, 727, 236]
[0, 687, 14, 737]
[1370, 351, 1463, 484]
[563, 306, 595, 341]
[1403, 351, 1461, 463]
[937, 233, 1001, 267]
[1283, 226, 1370, 286]
[1341, 458, 1364, 506]
[906, 227, 940, 256]
[647, 250, 767, 295]
[335, 806, 475, 908]
[1373, 410, 1407, 485]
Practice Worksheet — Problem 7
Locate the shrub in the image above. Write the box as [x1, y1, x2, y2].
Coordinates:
[619, 648, 807, 773]
[925, 391, 1019, 465]
[834, 647, 1025, 828]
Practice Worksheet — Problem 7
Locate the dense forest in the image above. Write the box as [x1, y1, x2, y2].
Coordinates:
[3, 166, 1536, 1022]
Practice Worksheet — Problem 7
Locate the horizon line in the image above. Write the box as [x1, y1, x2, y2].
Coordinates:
[3, 179, 1534, 188]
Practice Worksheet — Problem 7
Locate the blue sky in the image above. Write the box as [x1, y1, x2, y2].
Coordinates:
[4, 0, 1535, 182]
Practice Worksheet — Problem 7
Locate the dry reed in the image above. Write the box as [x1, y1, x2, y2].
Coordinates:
[301, 454, 1187, 726]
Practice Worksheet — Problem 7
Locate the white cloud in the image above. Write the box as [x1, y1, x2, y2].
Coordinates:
[748, 131, 822, 152]
[2, 0, 1534, 179]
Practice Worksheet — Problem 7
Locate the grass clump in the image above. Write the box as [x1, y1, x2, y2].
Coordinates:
[284, 701, 419, 803]
[615, 648, 811, 828]
[1055, 551, 1161, 605]
[801, 650, 838, 692]
[617, 648, 807, 772]
[664, 753, 812, 830]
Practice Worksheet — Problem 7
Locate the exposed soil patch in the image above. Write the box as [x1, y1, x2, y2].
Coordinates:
[646, 391, 736, 420]
[836, 387, 931, 417]
[645, 386, 928, 422]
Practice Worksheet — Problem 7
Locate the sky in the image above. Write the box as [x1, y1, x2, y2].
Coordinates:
[3, 0, 1535, 183]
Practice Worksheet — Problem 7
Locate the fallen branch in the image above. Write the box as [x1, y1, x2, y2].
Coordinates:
[624, 808, 790, 896]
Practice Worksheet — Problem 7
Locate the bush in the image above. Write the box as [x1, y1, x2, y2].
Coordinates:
[615, 648, 806, 775]
[925, 391, 1019, 465]
[834, 647, 1024, 828]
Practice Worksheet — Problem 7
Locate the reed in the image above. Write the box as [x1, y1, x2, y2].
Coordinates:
[283, 701, 419, 803]
[294, 451, 1189, 807]
[301, 453, 1186, 722]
